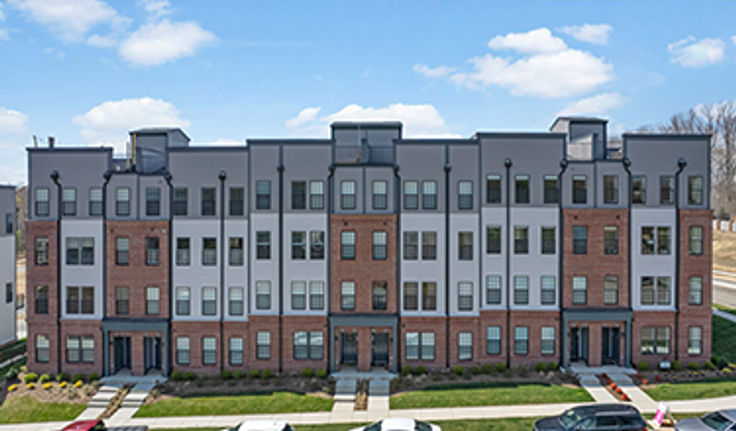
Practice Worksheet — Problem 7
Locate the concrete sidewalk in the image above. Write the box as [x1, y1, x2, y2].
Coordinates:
[714, 307, 736, 324]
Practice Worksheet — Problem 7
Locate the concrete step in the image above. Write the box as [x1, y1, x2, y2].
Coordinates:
[368, 379, 390, 396]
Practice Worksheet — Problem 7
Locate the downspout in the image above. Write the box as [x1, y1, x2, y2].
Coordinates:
[393, 164, 401, 373]
[443, 146, 451, 369]
[277, 147, 285, 374]
[504, 158, 512, 369]
[674, 158, 687, 361]
[622, 157, 632, 367]
[326, 164, 335, 372]
[557, 159, 568, 367]
[218, 170, 227, 372]
[50, 170, 61, 374]
[164, 172, 173, 377]
[101, 170, 112, 376]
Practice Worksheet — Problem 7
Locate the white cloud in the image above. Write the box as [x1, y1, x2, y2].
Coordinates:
[8, 0, 129, 41]
[557, 92, 625, 116]
[668, 36, 725, 67]
[413, 64, 456, 78]
[487, 27, 566, 54]
[0, 29, 8, 41]
[0, 3, 5, 21]
[138, 0, 172, 20]
[731, 35, 736, 45]
[86, 33, 117, 47]
[0, 106, 29, 135]
[194, 138, 243, 147]
[560, 23, 612, 45]
[119, 19, 216, 66]
[285, 107, 321, 128]
[73, 97, 189, 153]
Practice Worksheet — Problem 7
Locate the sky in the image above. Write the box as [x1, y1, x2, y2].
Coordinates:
[1, 0, 736, 185]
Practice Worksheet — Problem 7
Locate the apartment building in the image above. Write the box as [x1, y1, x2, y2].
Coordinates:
[0, 185, 16, 347]
[25, 117, 712, 377]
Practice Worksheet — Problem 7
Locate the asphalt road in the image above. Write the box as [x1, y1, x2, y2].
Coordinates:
[714, 275, 736, 309]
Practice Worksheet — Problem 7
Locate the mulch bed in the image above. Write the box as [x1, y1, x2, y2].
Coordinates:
[392, 369, 580, 393]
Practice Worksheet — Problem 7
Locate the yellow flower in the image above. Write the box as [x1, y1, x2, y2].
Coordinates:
[74, 380, 83, 388]
[43, 383, 53, 390]
[26, 383, 36, 390]
[59, 381, 67, 388]
[7, 384, 17, 392]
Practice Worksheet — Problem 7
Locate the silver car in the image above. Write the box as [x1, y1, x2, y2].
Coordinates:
[676, 410, 736, 431]
[223, 420, 294, 431]
[349, 418, 441, 431]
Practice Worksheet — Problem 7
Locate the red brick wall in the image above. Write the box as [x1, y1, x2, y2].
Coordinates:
[479, 311, 508, 367]
[223, 321, 249, 372]
[247, 316, 280, 371]
[60, 319, 103, 376]
[333, 326, 394, 372]
[108, 330, 166, 375]
[509, 311, 560, 367]
[282, 316, 328, 372]
[631, 311, 676, 367]
[170, 321, 220, 374]
[400, 316, 446, 369]
[565, 321, 627, 367]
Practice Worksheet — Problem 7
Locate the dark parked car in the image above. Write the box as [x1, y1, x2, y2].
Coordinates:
[534, 404, 648, 431]
[675, 410, 736, 431]
[62, 419, 148, 431]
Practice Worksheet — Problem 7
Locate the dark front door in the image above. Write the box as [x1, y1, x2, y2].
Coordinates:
[570, 327, 589, 364]
[144, 337, 162, 372]
[113, 336, 131, 373]
[340, 333, 357, 365]
[601, 327, 620, 365]
[371, 333, 389, 367]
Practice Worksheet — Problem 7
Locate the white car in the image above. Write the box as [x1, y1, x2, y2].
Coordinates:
[349, 418, 441, 431]
[223, 420, 294, 431]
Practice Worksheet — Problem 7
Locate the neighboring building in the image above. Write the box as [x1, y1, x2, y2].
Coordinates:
[0, 185, 16, 347]
[25, 117, 712, 376]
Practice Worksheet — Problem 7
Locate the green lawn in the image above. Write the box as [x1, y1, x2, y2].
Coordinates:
[135, 391, 334, 417]
[714, 304, 736, 316]
[713, 315, 736, 364]
[389, 382, 592, 409]
[644, 378, 736, 401]
[0, 396, 86, 424]
[0, 338, 26, 361]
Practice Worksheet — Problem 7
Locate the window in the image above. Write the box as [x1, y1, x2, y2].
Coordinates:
[176, 287, 190, 315]
[341, 231, 355, 259]
[229, 287, 244, 316]
[514, 226, 528, 254]
[641, 226, 670, 255]
[658, 227, 671, 255]
[541, 227, 555, 254]
[641, 227, 654, 255]
[641, 327, 670, 355]
[294, 331, 323, 360]
[688, 327, 702, 355]
[404, 282, 418, 311]
[310, 181, 324, 209]
[404, 181, 418, 209]
[603, 175, 618, 204]
[35, 187, 49, 217]
[341, 281, 355, 310]
[689, 276, 703, 305]
[660, 176, 675, 205]
[403, 231, 418, 260]
[458, 181, 473, 209]
[689, 226, 703, 255]
[202, 337, 216, 365]
[202, 287, 217, 316]
[176, 238, 190, 266]
[514, 276, 529, 305]
[514, 327, 529, 355]
[35, 285, 48, 314]
[541, 276, 556, 305]
[372, 181, 387, 210]
[229, 237, 244, 266]
[145, 237, 159, 266]
[458, 232, 473, 260]
[256, 231, 271, 259]
[176, 337, 190, 365]
[116, 187, 130, 216]
[202, 237, 216, 266]
[310, 281, 325, 310]
[66, 336, 94, 363]
[256, 281, 271, 310]
[291, 281, 306, 310]
[145, 187, 160, 216]
[292, 231, 306, 260]
[657, 277, 671, 305]
[173, 187, 188, 215]
[573, 226, 587, 254]
[604, 226, 618, 255]
[372, 282, 387, 310]
[229, 337, 243, 365]
[35, 237, 49, 266]
[573, 276, 587, 305]
[4, 282, 10, 304]
[486, 175, 501, 203]
[115, 286, 129, 315]
[341, 180, 356, 209]
[423, 181, 437, 209]
[641, 276, 671, 306]
[543, 175, 558, 204]
[486, 327, 501, 355]
[291, 181, 306, 210]
[62, 187, 76, 216]
[310, 231, 325, 259]
[229, 187, 244, 216]
[422, 231, 437, 260]
[256, 180, 271, 210]
[541, 327, 555, 355]
[515, 175, 530, 204]
[406, 332, 435, 361]
[373, 231, 387, 260]
[688, 176, 703, 205]
[458, 282, 473, 311]
[66, 237, 94, 265]
[487, 226, 501, 254]
[201, 187, 216, 216]
[115, 237, 129, 265]
[572, 175, 587, 204]
[257, 332, 271, 359]
[422, 282, 437, 310]
[641, 276, 655, 305]
[486, 275, 502, 305]
[604, 276, 618, 305]
[4, 213, 11, 234]
[89, 187, 103, 216]
[632, 176, 646, 204]
[458, 332, 473, 360]
[146, 287, 160, 315]
[35, 335, 49, 363]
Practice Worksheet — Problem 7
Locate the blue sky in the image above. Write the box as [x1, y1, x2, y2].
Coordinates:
[1, 0, 735, 185]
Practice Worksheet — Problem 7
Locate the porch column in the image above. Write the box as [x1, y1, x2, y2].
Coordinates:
[162, 326, 169, 376]
[103, 329, 109, 376]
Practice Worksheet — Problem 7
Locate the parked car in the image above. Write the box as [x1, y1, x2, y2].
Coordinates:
[534, 404, 648, 431]
[223, 420, 294, 431]
[349, 418, 441, 431]
[62, 419, 148, 431]
[675, 410, 736, 430]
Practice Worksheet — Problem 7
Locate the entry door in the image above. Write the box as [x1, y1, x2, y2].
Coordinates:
[371, 333, 389, 367]
[601, 327, 620, 365]
[340, 333, 358, 365]
[570, 328, 589, 364]
[113, 336, 131, 373]
[144, 337, 162, 371]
